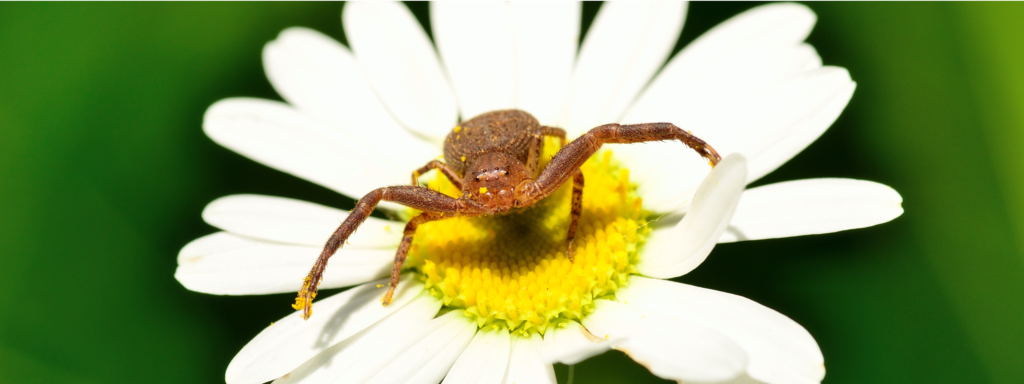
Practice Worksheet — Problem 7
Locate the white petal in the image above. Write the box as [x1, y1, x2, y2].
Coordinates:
[613, 140, 712, 214]
[628, 2, 819, 126]
[367, 312, 477, 384]
[201, 194, 403, 248]
[443, 328, 511, 384]
[731, 67, 855, 183]
[625, 2, 819, 136]
[262, 28, 437, 165]
[175, 232, 394, 295]
[618, 277, 825, 384]
[630, 67, 851, 197]
[626, 68, 855, 190]
[560, 1, 686, 135]
[343, 2, 458, 141]
[432, 2, 516, 119]
[203, 98, 409, 209]
[583, 299, 747, 383]
[617, 44, 822, 212]
[721, 178, 903, 243]
[502, 333, 556, 384]
[509, 1, 580, 124]
[619, 3, 823, 208]
[272, 293, 442, 384]
[638, 154, 746, 278]
[720, 373, 764, 384]
[225, 278, 425, 384]
[540, 320, 612, 365]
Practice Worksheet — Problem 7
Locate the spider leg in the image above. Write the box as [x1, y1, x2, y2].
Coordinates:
[524, 133, 545, 179]
[412, 160, 463, 189]
[524, 126, 568, 179]
[382, 210, 452, 305]
[540, 126, 568, 147]
[294, 185, 488, 320]
[566, 170, 584, 261]
[515, 122, 720, 225]
[537, 126, 581, 259]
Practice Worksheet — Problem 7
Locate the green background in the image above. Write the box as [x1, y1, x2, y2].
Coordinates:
[1, 2, 1022, 383]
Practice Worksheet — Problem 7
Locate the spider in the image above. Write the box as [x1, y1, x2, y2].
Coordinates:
[293, 109, 721, 319]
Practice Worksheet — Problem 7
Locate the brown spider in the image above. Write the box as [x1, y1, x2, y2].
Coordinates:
[293, 109, 721, 319]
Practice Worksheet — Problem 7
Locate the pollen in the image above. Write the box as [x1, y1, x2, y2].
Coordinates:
[405, 139, 649, 336]
[479, 187, 488, 194]
[292, 276, 316, 311]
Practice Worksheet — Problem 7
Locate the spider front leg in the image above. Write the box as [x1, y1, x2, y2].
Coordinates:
[294, 185, 488, 320]
[514, 122, 721, 258]
[411, 159, 463, 189]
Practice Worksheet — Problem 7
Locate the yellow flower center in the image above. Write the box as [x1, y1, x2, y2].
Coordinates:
[405, 139, 650, 336]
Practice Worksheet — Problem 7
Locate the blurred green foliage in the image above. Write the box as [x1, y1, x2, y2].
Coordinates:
[1, 2, 1022, 383]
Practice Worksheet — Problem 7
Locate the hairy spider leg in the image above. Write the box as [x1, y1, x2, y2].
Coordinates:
[294, 185, 489, 320]
[529, 126, 585, 260]
[530, 122, 721, 198]
[527, 128, 559, 178]
[566, 170, 584, 260]
[412, 159, 464, 189]
[539, 126, 568, 147]
[521, 126, 568, 178]
[524, 135, 544, 179]
[514, 122, 722, 259]
[382, 210, 454, 305]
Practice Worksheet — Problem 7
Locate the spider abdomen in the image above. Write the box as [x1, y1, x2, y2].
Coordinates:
[442, 109, 541, 177]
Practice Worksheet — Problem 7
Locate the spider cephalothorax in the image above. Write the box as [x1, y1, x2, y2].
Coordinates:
[293, 109, 721, 319]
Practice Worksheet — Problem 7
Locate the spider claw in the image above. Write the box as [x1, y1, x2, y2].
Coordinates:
[381, 285, 396, 306]
[566, 238, 576, 262]
[293, 275, 319, 320]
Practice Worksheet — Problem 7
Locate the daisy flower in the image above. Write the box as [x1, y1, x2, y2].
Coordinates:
[176, 2, 903, 384]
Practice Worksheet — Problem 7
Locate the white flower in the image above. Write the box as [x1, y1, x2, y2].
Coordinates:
[175, 2, 903, 384]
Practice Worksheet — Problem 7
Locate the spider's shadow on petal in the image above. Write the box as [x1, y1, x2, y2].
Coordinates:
[314, 289, 377, 350]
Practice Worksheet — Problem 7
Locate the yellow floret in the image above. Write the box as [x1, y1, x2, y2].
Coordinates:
[406, 138, 650, 336]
